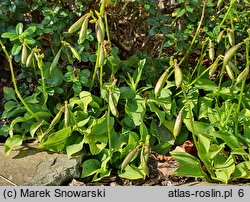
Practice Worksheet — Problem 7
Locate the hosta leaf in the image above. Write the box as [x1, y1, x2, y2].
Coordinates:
[232, 161, 250, 179]
[66, 136, 84, 158]
[30, 120, 45, 137]
[4, 135, 23, 156]
[41, 126, 72, 152]
[118, 165, 144, 180]
[170, 151, 209, 180]
[81, 159, 101, 178]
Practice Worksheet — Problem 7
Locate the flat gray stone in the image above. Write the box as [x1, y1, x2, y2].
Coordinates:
[0, 145, 82, 186]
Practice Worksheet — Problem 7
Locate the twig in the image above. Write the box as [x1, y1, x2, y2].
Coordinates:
[0, 174, 17, 186]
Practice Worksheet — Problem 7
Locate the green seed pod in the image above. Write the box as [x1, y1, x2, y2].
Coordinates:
[154, 68, 169, 98]
[209, 39, 215, 61]
[236, 67, 249, 84]
[223, 43, 241, 67]
[98, 44, 105, 67]
[21, 43, 28, 64]
[143, 135, 151, 163]
[68, 15, 86, 34]
[95, 17, 105, 43]
[64, 101, 69, 127]
[227, 29, 235, 46]
[121, 146, 139, 171]
[140, 146, 149, 177]
[49, 106, 64, 128]
[216, 30, 224, 44]
[69, 46, 81, 61]
[228, 61, 239, 74]
[50, 48, 62, 72]
[173, 109, 183, 138]
[174, 63, 183, 88]
[26, 51, 34, 67]
[209, 58, 220, 77]
[109, 92, 119, 117]
[78, 16, 89, 44]
[226, 65, 234, 80]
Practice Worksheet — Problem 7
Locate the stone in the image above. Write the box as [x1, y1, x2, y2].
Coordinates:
[0, 145, 82, 186]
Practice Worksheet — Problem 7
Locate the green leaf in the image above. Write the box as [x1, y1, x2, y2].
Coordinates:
[232, 161, 250, 179]
[120, 86, 135, 99]
[41, 127, 72, 152]
[147, 100, 165, 125]
[25, 37, 36, 45]
[83, 116, 113, 155]
[184, 120, 211, 136]
[195, 78, 218, 93]
[3, 101, 18, 112]
[4, 135, 23, 156]
[30, 120, 45, 138]
[150, 120, 173, 154]
[22, 26, 36, 37]
[1, 32, 18, 41]
[118, 165, 144, 180]
[11, 43, 22, 55]
[81, 159, 101, 178]
[66, 136, 84, 158]
[170, 151, 209, 180]
[0, 125, 10, 138]
[213, 154, 235, 184]
[9, 116, 28, 137]
[124, 95, 146, 127]
[79, 91, 92, 113]
[16, 23, 23, 35]
[209, 131, 242, 150]
[3, 87, 17, 101]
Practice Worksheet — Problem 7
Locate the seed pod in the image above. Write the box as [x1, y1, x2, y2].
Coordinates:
[50, 48, 62, 72]
[95, 17, 105, 43]
[216, 30, 224, 44]
[227, 29, 235, 46]
[21, 43, 28, 64]
[236, 67, 249, 84]
[223, 43, 241, 67]
[68, 15, 86, 34]
[154, 68, 169, 98]
[174, 63, 183, 88]
[227, 35, 235, 50]
[228, 61, 239, 74]
[140, 147, 149, 177]
[173, 109, 183, 138]
[208, 39, 215, 61]
[209, 58, 220, 77]
[226, 65, 234, 80]
[49, 106, 64, 128]
[143, 135, 151, 163]
[98, 44, 105, 67]
[121, 146, 139, 171]
[64, 101, 69, 127]
[69, 46, 81, 61]
[109, 92, 119, 117]
[78, 16, 89, 44]
[26, 51, 34, 67]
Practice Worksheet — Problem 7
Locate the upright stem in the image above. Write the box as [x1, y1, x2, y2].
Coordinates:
[90, 43, 101, 91]
[107, 103, 112, 163]
[0, 40, 37, 118]
[219, 0, 236, 27]
[235, 40, 249, 136]
[167, 0, 207, 80]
